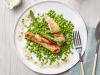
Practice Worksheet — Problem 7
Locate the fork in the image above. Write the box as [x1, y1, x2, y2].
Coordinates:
[73, 31, 85, 75]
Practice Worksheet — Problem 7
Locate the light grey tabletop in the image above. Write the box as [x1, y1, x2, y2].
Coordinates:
[0, 0, 100, 75]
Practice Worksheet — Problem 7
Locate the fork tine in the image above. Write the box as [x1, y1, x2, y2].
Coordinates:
[73, 31, 77, 46]
[77, 31, 81, 45]
[73, 31, 75, 45]
[76, 31, 79, 45]
[73, 31, 81, 46]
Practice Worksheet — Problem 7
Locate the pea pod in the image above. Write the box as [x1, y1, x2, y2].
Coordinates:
[43, 14, 65, 46]
[40, 32, 65, 43]
[44, 14, 61, 33]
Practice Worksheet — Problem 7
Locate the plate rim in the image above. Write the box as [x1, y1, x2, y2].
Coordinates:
[14, 1, 87, 74]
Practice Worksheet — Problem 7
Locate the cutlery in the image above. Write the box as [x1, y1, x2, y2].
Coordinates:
[73, 31, 85, 75]
[92, 22, 100, 75]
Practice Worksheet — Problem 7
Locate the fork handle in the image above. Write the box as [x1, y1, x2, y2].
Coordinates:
[79, 53, 85, 75]
[80, 61, 85, 75]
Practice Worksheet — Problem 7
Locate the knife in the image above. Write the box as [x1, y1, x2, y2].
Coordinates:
[92, 21, 100, 75]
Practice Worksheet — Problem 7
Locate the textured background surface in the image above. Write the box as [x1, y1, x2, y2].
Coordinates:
[0, 0, 100, 75]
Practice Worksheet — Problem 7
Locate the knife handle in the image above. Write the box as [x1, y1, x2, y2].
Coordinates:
[92, 53, 98, 75]
[92, 41, 99, 75]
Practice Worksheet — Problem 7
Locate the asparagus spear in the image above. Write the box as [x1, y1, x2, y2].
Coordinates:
[25, 32, 60, 53]
[30, 10, 35, 19]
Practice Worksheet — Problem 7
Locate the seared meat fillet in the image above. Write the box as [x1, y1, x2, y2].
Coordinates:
[25, 32, 60, 53]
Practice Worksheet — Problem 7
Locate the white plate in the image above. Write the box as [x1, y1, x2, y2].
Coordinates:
[14, 1, 87, 74]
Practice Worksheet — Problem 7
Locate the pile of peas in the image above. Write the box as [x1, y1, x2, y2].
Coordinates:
[26, 10, 74, 65]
